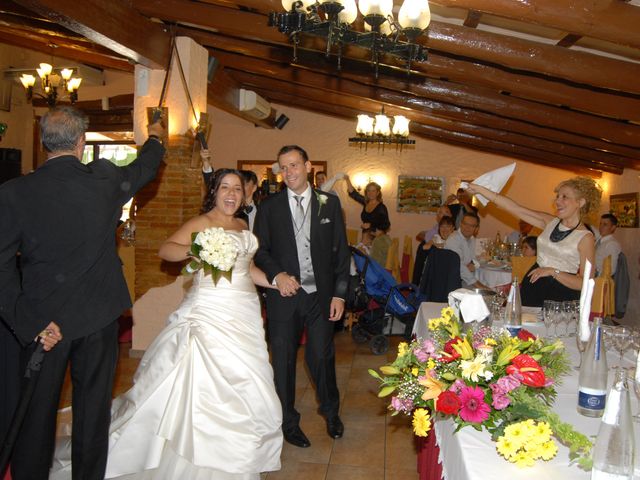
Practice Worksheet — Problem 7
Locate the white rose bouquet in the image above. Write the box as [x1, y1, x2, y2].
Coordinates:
[183, 227, 239, 285]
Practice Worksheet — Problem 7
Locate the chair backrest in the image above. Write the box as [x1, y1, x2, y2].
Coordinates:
[511, 256, 536, 283]
[613, 251, 630, 318]
[419, 248, 462, 302]
[346, 228, 359, 246]
[400, 235, 414, 283]
[385, 237, 401, 282]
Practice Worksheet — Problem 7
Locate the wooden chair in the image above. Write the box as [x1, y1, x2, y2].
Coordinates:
[385, 237, 401, 282]
[346, 227, 359, 246]
[511, 256, 536, 283]
[592, 256, 615, 316]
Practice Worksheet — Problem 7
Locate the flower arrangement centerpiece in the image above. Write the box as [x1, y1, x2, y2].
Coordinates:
[183, 227, 239, 285]
[370, 307, 593, 468]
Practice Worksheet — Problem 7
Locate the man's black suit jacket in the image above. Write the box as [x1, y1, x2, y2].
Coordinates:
[0, 139, 165, 345]
[254, 188, 350, 319]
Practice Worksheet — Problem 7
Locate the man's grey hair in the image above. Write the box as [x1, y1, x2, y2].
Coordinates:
[40, 106, 89, 153]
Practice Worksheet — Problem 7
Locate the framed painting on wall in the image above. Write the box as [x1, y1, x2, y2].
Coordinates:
[609, 192, 639, 228]
[397, 175, 444, 214]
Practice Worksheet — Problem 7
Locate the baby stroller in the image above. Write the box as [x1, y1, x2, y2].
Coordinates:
[348, 247, 424, 355]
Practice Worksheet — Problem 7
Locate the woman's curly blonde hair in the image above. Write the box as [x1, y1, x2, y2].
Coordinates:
[555, 176, 602, 218]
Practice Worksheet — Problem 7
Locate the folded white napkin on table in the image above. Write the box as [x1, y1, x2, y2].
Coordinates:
[460, 163, 516, 206]
[578, 260, 594, 343]
[448, 288, 490, 323]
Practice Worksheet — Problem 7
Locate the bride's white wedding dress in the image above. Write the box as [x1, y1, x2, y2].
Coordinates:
[50, 230, 282, 480]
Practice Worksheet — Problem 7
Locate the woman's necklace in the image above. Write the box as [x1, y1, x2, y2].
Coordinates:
[549, 218, 581, 243]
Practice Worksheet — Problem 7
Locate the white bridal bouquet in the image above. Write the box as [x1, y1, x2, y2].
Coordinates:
[183, 227, 239, 285]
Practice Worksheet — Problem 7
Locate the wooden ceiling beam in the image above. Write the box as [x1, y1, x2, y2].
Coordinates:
[136, 0, 640, 94]
[181, 27, 640, 123]
[227, 69, 624, 173]
[249, 86, 607, 176]
[14, 0, 171, 68]
[0, 27, 134, 72]
[212, 50, 640, 167]
[429, 0, 640, 49]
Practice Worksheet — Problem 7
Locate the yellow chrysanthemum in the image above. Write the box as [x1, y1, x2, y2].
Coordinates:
[539, 440, 558, 461]
[411, 367, 419, 377]
[503, 423, 528, 449]
[523, 442, 543, 459]
[484, 338, 497, 346]
[441, 307, 455, 319]
[398, 342, 409, 356]
[426, 359, 436, 370]
[496, 436, 519, 459]
[512, 451, 536, 468]
[412, 408, 431, 437]
[533, 421, 552, 442]
[428, 318, 441, 331]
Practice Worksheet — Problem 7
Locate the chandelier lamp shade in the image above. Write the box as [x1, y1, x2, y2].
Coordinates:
[19, 63, 82, 108]
[349, 108, 415, 149]
[268, 0, 430, 75]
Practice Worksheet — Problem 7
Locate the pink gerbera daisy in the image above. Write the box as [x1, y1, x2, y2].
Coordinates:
[458, 386, 491, 423]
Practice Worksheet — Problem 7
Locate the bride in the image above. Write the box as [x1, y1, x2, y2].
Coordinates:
[51, 169, 283, 479]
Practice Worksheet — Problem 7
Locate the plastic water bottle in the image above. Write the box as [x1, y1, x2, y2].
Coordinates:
[577, 317, 608, 417]
[591, 368, 635, 479]
[503, 278, 522, 336]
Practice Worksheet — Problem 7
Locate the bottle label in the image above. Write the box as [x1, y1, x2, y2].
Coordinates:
[578, 387, 607, 411]
[505, 325, 522, 337]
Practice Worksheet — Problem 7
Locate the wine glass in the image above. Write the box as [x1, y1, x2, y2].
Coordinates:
[542, 300, 555, 338]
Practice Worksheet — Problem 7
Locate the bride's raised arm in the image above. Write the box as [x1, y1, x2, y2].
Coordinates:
[159, 216, 208, 262]
[250, 262, 278, 289]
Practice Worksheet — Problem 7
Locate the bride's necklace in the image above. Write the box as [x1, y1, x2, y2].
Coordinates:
[549, 219, 581, 243]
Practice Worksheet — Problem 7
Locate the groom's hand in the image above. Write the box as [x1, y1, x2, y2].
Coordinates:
[37, 321, 63, 351]
[275, 272, 300, 297]
[328, 298, 345, 321]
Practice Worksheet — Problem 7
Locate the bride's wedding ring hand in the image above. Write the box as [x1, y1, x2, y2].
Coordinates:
[275, 273, 300, 297]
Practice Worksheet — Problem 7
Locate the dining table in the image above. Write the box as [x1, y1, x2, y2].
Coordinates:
[475, 260, 512, 288]
[412, 302, 640, 480]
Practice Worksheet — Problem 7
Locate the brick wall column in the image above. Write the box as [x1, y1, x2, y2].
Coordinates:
[134, 135, 202, 298]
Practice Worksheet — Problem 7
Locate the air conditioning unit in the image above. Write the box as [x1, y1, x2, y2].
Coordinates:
[238, 89, 271, 120]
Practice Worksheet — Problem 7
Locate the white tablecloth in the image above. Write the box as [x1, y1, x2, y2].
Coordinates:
[476, 265, 512, 288]
[411, 302, 639, 480]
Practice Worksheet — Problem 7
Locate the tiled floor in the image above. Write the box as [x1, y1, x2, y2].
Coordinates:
[60, 331, 419, 479]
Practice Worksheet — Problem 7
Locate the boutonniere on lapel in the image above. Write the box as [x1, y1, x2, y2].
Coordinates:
[315, 191, 328, 216]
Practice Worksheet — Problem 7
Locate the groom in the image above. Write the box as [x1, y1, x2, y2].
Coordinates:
[254, 145, 350, 448]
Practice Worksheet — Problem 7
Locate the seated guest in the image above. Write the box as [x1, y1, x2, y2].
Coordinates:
[444, 211, 487, 289]
[595, 213, 622, 276]
[416, 204, 452, 242]
[465, 177, 601, 307]
[447, 188, 478, 229]
[370, 228, 392, 266]
[424, 216, 455, 250]
[521, 235, 537, 257]
[355, 228, 374, 256]
[507, 220, 533, 244]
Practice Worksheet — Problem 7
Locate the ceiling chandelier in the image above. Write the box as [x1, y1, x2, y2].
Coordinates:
[19, 63, 82, 108]
[349, 107, 415, 149]
[268, 0, 431, 76]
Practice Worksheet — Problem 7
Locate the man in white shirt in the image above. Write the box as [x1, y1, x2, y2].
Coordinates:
[444, 211, 487, 288]
[595, 213, 622, 275]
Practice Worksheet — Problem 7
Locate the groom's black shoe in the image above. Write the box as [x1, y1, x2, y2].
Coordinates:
[284, 426, 311, 448]
[326, 416, 344, 439]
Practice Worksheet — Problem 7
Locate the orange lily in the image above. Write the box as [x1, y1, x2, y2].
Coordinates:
[419, 371, 445, 401]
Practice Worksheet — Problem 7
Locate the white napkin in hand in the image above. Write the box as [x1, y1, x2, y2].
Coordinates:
[448, 288, 490, 323]
[578, 260, 593, 343]
[460, 163, 516, 206]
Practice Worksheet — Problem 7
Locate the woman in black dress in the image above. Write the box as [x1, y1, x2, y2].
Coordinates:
[344, 176, 390, 233]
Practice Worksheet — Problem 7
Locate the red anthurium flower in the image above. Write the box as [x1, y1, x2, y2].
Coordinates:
[439, 337, 462, 363]
[505, 354, 546, 387]
[435, 391, 461, 415]
[517, 329, 536, 342]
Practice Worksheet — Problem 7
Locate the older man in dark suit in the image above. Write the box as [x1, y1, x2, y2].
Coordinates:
[254, 145, 350, 448]
[0, 106, 164, 480]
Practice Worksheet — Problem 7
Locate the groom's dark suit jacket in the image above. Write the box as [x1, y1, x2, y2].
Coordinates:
[0, 139, 165, 345]
[254, 188, 350, 318]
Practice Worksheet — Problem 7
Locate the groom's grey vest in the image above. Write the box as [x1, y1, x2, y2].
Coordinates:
[293, 195, 317, 293]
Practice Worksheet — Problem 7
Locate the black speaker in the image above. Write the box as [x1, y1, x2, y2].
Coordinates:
[0, 148, 22, 185]
[275, 114, 289, 130]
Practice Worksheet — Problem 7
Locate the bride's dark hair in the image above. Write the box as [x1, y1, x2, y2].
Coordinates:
[201, 169, 246, 214]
